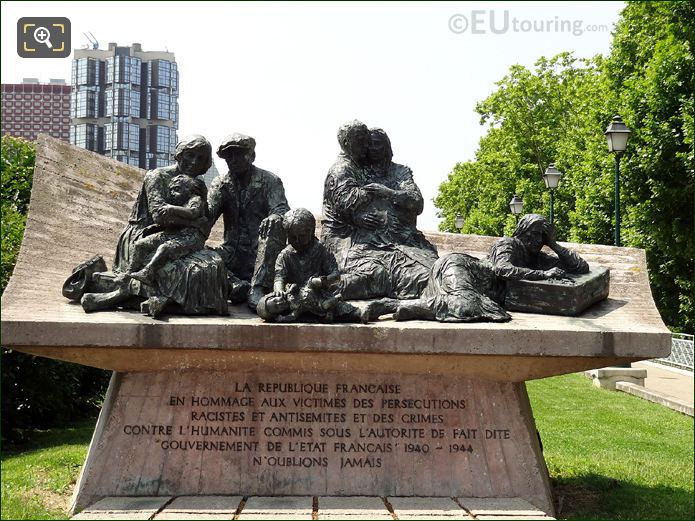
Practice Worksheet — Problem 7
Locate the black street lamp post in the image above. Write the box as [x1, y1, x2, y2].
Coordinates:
[455, 214, 465, 232]
[605, 116, 632, 369]
[509, 195, 523, 222]
[604, 115, 632, 247]
[542, 163, 563, 225]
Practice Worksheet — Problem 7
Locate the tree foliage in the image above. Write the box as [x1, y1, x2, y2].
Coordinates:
[435, 1, 694, 332]
[1, 135, 34, 290]
[1, 135, 110, 443]
[605, 0, 694, 332]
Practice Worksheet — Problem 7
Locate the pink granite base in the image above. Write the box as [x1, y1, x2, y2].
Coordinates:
[71, 370, 553, 516]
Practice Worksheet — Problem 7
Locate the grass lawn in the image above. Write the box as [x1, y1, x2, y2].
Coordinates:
[527, 374, 694, 520]
[1, 374, 693, 520]
[1, 420, 95, 520]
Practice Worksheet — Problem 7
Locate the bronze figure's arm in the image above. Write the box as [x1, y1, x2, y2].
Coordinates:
[266, 175, 290, 216]
[392, 165, 424, 213]
[489, 239, 557, 281]
[206, 176, 225, 228]
[542, 222, 590, 274]
[272, 250, 290, 296]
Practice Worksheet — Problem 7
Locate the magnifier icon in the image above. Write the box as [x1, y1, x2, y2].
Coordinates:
[33, 26, 53, 49]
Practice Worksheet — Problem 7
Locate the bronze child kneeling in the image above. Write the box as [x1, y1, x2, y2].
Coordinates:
[256, 208, 365, 323]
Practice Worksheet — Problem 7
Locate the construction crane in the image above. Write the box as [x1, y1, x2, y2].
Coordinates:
[83, 32, 98, 50]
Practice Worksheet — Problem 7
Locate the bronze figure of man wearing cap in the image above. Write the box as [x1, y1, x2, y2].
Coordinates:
[208, 133, 290, 307]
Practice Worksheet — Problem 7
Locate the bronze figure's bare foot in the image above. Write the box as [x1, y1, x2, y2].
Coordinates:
[112, 272, 130, 284]
[140, 296, 169, 318]
[393, 304, 425, 321]
[362, 298, 399, 322]
[393, 306, 412, 321]
[321, 296, 338, 311]
[129, 267, 155, 285]
[81, 289, 127, 313]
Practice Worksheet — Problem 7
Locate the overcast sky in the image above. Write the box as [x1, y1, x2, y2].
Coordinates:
[1, 1, 624, 230]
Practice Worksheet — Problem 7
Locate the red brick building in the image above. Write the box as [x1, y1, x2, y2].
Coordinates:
[1, 79, 71, 142]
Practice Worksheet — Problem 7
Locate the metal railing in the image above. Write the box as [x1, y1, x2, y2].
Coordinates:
[655, 333, 694, 372]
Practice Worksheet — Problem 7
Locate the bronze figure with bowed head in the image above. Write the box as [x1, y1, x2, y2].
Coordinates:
[208, 133, 290, 308]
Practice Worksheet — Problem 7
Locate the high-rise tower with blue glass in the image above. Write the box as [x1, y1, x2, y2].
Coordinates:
[70, 43, 178, 170]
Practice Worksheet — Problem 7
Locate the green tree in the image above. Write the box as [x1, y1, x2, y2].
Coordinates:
[605, 0, 694, 332]
[435, 2, 693, 332]
[1, 135, 35, 291]
[436, 53, 613, 240]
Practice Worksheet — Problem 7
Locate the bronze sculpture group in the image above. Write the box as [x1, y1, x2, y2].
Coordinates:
[63, 121, 602, 322]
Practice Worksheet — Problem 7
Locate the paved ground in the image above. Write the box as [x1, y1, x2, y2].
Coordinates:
[633, 361, 694, 407]
[72, 496, 555, 520]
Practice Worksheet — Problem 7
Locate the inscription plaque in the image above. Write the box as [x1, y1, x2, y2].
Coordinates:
[74, 370, 550, 510]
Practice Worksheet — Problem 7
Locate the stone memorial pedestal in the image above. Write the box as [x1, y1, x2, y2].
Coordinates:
[0, 136, 672, 518]
[76, 369, 551, 511]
